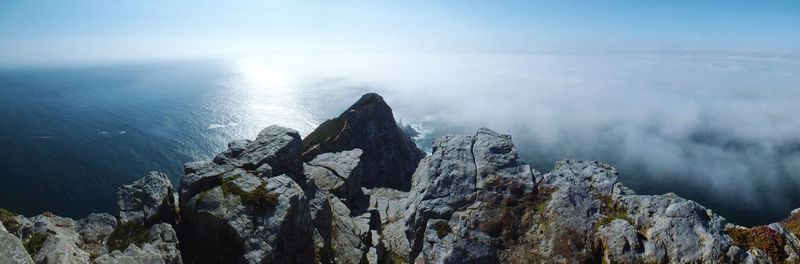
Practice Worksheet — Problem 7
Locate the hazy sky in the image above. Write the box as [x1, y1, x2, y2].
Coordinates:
[1, 1, 798, 65]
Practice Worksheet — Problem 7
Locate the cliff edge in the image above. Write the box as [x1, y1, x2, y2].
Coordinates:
[1, 93, 800, 264]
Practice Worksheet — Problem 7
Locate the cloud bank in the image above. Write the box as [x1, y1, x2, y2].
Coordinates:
[263, 53, 800, 225]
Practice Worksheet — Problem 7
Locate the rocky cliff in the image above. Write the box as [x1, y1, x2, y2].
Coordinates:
[2, 93, 800, 264]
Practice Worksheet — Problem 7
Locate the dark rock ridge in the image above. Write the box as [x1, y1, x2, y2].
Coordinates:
[2, 93, 800, 263]
[302, 93, 425, 191]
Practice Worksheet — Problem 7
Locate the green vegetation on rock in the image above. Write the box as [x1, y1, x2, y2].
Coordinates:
[727, 226, 786, 263]
[0, 208, 21, 233]
[107, 221, 149, 252]
[431, 221, 452, 238]
[594, 194, 631, 229]
[24, 232, 49, 256]
[220, 176, 278, 212]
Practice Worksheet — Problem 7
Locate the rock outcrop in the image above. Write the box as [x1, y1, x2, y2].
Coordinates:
[4, 93, 800, 264]
[302, 93, 425, 191]
[118, 171, 178, 225]
[0, 221, 33, 264]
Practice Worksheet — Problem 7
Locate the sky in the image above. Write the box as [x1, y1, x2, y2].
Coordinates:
[0, 1, 799, 65]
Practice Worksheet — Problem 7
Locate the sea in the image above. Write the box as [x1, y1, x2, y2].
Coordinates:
[1, 54, 798, 226]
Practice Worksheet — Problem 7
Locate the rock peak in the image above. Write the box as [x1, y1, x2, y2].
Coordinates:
[302, 92, 424, 191]
[347, 92, 390, 112]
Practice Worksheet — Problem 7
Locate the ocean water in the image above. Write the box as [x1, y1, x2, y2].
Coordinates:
[0, 60, 375, 218]
[1, 54, 799, 226]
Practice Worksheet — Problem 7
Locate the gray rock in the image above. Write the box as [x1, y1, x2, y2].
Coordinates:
[302, 93, 425, 191]
[403, 128, 536, 263]
[305, 149, 364, 203]
[24, 214, 91, 264]
[76, 213, 117, 258]
[328, 196, 370, 264]
[213, 125, 303, 176]
[0, 221, 34, 264]
[182, 174, 314, 263]
[118, 171, 177, 225]
[92, 223, 182, 264]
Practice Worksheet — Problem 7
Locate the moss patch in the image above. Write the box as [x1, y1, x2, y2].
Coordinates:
[220, 176, 278, 213]
[0, 208, 21, 233]
[390, 251, 407, 264]
[431, 221, 452, 238]
[107, 221, 149, 252]
[727, 226, 786, 263]
[594, 194, 631, 229]
[24, 232, 48, 256]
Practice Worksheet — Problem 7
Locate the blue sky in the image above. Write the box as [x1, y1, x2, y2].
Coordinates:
[0, 1, 798, 64]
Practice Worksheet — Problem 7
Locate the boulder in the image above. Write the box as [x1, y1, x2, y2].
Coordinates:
[23, 214, 91, 264]
[179, 125, 302, 207]
[213, 125, 303, 176]
[0, 221, 34, 264]
[302, 93, 425, 191]
[403, 128, 536, 263]
[93, 223, 182, 264]
[76, 213, 117, 257]
[182, 174, 314, 263]
[304, 149, 364, 203]
[117, 171, 177, 225]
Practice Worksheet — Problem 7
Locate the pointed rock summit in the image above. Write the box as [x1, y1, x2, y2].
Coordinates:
[302, 93, 425, 191]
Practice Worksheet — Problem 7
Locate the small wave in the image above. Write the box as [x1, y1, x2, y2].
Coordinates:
[227, 122, 239, 126]
[207, 124, 226, 129]
[28, 136, 54, 139]
[98, 131, 110, 135]
[118, 131, 127, 134]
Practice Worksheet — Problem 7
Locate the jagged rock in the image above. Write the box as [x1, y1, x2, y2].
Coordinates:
[182, 174, 314, 263]
[302, 93, 425, 191]
[117, 171, 177, 225]
[23, 214, 91, 264]
[213, 125, 303, 176]
[306, 180, 334, 264]
[0, 221, 34, 264]
[366, 188, 410, 261]
[76, 213, 117, 258]
[93, 223, 182, 264]
[179, 125, 302, 207]
[329, 196, 371, 264]
[305, 149, 364, 203]
[403, 128, 536, 263]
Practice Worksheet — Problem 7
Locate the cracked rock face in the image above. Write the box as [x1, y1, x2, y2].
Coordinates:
[403, 128, 537, 263]
[302, 93, 425, 191]
[117, 171, 177, 225]
[213, 125, 303, 176]
[305, 149, 365, 204]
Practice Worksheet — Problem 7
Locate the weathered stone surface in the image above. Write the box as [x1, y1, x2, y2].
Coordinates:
[23, 214, 91, 264]
[305, 149, 364, 203]
[182, 174, 314, 263]
[93, 223, 182, 264]
[0, 221, 34, 264]
[403, 128, 536, 263]
[118, 171, 177, 225]
[76, 213, 117, 258]
[366, 188, 410, 261]
[213, 125, 303, 176]
[302, 93, 425, 191]
[328, 196, 370, 264]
